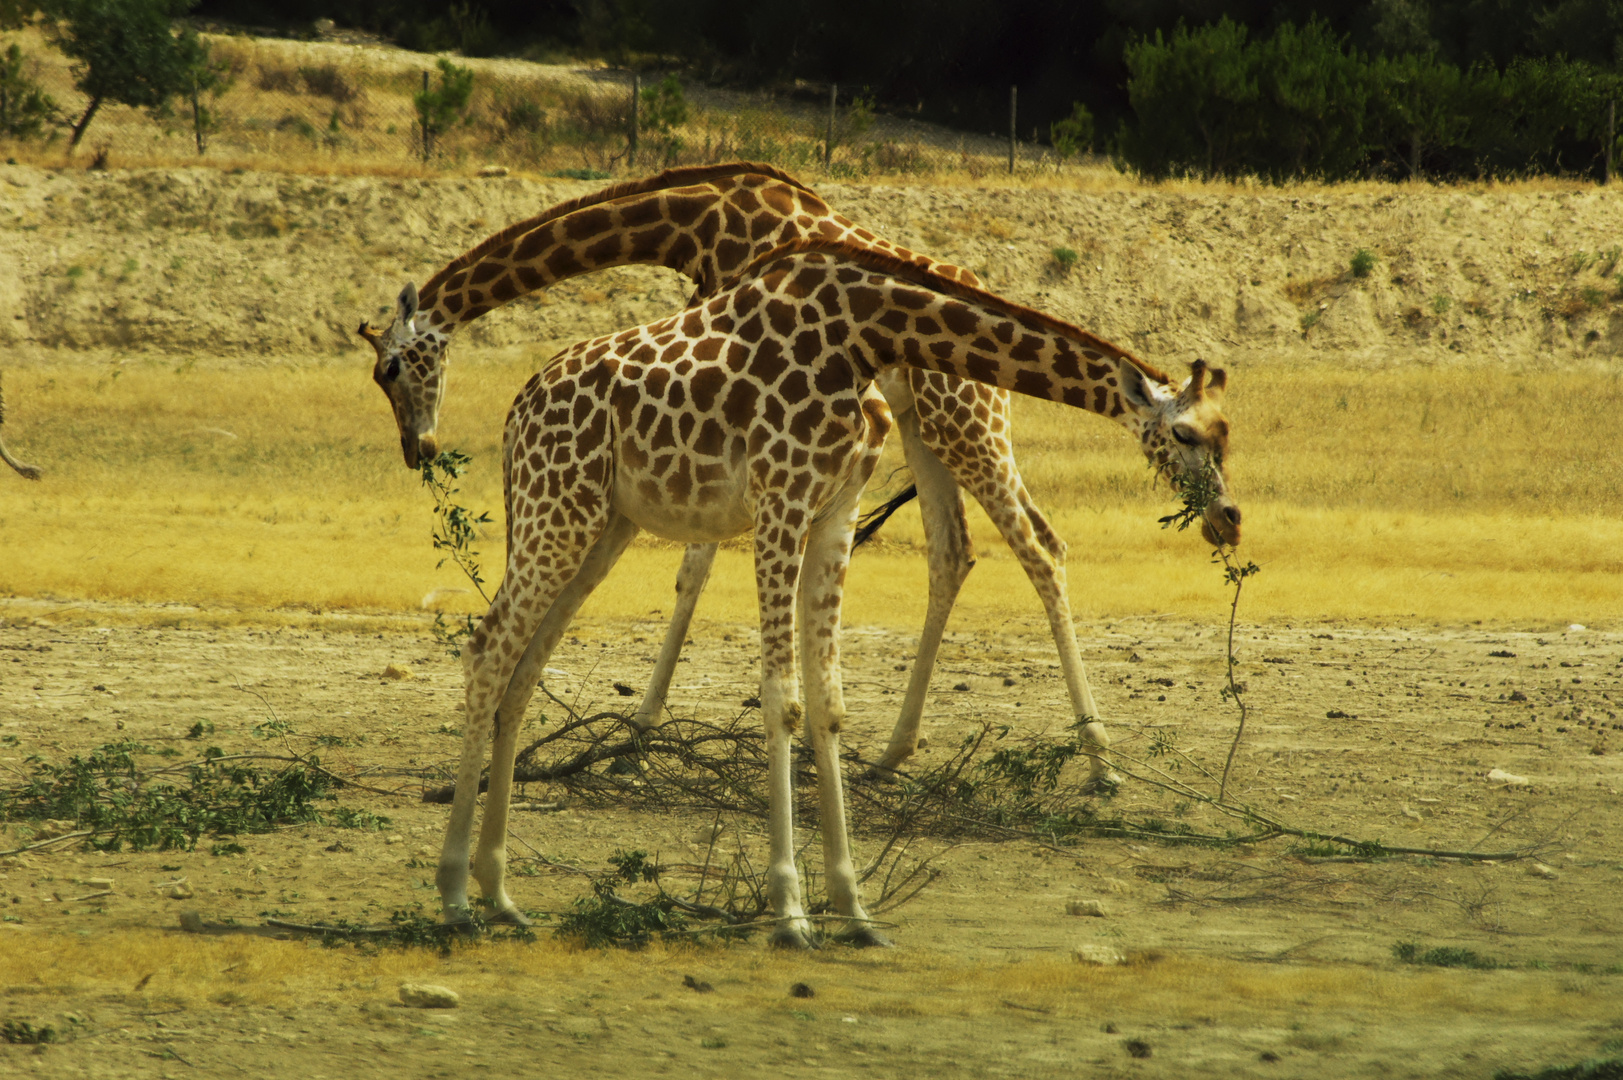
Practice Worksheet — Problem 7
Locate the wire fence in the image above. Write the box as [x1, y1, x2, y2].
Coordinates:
[0, 29, 1087, 180]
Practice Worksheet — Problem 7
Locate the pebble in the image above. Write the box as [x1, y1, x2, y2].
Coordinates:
[399, 983, 460, 1009]
[1075, 944, 1126, 965]
[381, 665, 413, 680]
[158, 879, 194, 900]
[1066, 899, 1107, 917]
[1487, 768, 1529, 785]
[1527, 862, 1558, 879]
[177, 910, 204, 934]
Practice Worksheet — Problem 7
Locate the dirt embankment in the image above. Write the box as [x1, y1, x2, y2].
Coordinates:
[2, 163, 1622, 366]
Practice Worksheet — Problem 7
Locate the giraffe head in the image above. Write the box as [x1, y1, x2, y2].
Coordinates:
[1121, 359, 1241, 547]
[357, 282, 451, 469]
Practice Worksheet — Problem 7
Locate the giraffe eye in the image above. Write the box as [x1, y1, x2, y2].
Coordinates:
[383, 358, 402, 382]
[1172, 427, 1197, 446]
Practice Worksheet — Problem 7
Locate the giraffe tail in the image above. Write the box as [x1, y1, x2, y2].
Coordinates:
[853, 484, 919, 548]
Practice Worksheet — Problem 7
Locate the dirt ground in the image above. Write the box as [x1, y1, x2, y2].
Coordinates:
[2, 601, 1620, 1078]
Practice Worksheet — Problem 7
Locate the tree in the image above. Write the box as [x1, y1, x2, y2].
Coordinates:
[413, 56, 473, 158]
[0, 44, 59, 139]
[44, 0, 201, 148]
[1049, 101, 1095, 158]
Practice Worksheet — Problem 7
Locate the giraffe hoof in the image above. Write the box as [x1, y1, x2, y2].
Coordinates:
[1079, 772, 1123, 796]
[835, 925, 893, 949]
[768, 925, 816, 950]
[489, 907, 532, 928]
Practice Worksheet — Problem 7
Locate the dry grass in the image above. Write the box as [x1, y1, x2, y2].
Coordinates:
[2, 355, 1620, 630]
[0, 929, 1610, 1027]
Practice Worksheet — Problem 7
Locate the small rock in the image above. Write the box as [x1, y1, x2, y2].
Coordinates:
[385, 835, 404, 845]
[325, 840, 352, 853]
[1074, 944, 1126, 965]
[1527, 862, 1557, 879]
[1487, 768, 1528, 785]
[1066, 899, 1107, 917]
[158, 880, 193, 900]
[1003, 677, 1017, 686]
[1124, 1037, 1152, 1058]
[477, 165, 509, 177]
[381, 665, 413, 681]
[1568, 624, 1587, 632]
[177, 910, 204, 934]
[399, 983, 460, 1009]
[953, 682, 971, 692]
[1326, 709, 1356, 719]
[78, 877, 115, 888]
[790, 982, 815, 998]
[1261, 1050, 1281, 1062]
[1508, 690, 1529, 702]
[682, 975, 714, 993]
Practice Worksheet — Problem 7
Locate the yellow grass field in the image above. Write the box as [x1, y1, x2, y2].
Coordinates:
[3, 354, 1621, 630]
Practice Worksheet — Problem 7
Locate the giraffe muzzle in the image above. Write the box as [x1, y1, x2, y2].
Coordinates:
[401, 431, 439, 469]
[1201, 496, 1243, 548]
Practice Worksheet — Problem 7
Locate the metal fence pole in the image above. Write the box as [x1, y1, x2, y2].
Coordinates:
[629, 73, 640, 170]
[420, 70, 430, 163]
[825, 84, 837, 168]
[1008, 85, 1017, 175]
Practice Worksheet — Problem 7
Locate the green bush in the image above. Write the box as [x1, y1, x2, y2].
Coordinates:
[1049, 102, 1095, 158]
[0, 43, 57, 139]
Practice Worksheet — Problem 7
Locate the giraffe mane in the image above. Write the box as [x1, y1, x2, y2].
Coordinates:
[417, 162, 816, 307]
[732, 238, 1174, 386]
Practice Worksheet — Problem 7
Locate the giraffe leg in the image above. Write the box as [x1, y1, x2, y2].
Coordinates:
[438, 510, 622, 924]
[874, 405, 974, 774]
[799, 421, 890, 946]
[468, 514, 642, 924]
[968, 478, 1120, 792]
[751, 512, 812, 949]
[631, 542, 719, 731]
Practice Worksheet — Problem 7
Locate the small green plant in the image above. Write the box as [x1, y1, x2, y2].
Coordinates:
[414, 56, 474, 158]
[1350, 249, 1376, 278]
[554, 849, 689, 948]
[1300, 309, 1321, 331]
[1432, 294, 1453, 315]
[1049, 102, 1095, 159]
[1392, 940, 1499, 969]
[638, 74, 689, 166]
[0, 1019, 55, 1045]
[186, 719, 214, 739]
[1051, 246, 1079, 273]
[1570, 250, 1597, 274]
[1600, 246, 1623, 276]
[1580, 286, 1606, 309]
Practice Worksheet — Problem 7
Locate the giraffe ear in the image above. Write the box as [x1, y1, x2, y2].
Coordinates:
[1119, 362, 1155, 411]
[1204, 366, 1227, 402]
[396, 282, 419, 326]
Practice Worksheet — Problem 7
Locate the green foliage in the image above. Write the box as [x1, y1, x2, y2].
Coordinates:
[0, 737, 380, 852]
[1049, 101, 1095, 158]
[1392, 940, 1499, 969]
[1050, 246, 1079, 273]
[43, 0, 203, 148]
[0, 44, 59, 139]
[554, 849, 688, 948]
[0, 1019, 55, 1044]
[1119, 17, 1623, 181]
[420, 449, 493, 604]
[414, 56, 475, 141]
[1350, 249, 1376, 278]
[638, 74, 688, 165]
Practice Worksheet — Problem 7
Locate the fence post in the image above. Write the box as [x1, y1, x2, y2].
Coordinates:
[1008, 85, 1017, 175]
[628, 73, 640, 171]
[825, 83, 837, 168]
[1608, 98, 1616, 185]
[421, 70, 430, 163]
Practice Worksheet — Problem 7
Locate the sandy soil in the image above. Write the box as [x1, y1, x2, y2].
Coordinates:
[2, 603, 1621, 1077]
[3, 163, 1622, 369]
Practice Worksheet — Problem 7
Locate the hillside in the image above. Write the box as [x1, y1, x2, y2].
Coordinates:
[2, 164, 1620, 370]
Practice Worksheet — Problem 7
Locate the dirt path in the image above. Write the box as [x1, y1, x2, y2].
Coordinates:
[2, 605, 1620, 1077]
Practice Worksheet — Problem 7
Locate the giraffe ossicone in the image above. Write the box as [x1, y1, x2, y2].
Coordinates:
[376, 237, 1238, 942]
[357, 162, 1233, 785]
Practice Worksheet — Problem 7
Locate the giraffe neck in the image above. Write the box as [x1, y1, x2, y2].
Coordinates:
[419, 177, 837, 332]
[749, 245, 1172, 431]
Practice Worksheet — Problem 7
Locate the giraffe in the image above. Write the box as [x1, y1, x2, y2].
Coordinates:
[0, 374, 41, 481]
[360, 238, 1239, 942]
[362, 162, 1210, 786]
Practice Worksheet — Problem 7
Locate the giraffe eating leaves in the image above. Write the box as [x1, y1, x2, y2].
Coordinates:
[364, 238, 1238, 943]
[359, 163, 1229, 788]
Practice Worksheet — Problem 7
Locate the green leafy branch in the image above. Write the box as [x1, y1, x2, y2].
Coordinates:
[420, 450, 493, 658]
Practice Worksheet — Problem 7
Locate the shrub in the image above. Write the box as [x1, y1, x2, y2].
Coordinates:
[1350, 249, 1376, 278]
[0, 43, 57, 139]
[1049, 102, 1095, 158]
